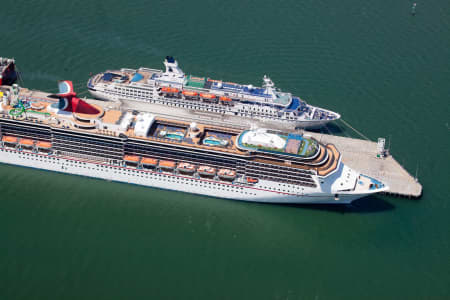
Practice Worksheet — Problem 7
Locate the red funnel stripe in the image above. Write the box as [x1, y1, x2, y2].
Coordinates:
[65, 97, 100, 114]
[57, 80, 100, 114]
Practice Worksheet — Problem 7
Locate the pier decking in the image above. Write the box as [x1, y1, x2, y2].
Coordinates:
[304, 133, 422, 198]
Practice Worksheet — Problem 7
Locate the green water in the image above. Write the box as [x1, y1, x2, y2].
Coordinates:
[1, 0, 449, 299]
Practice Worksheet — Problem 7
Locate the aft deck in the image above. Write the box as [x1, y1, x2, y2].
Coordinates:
[95, 67, 157, 86]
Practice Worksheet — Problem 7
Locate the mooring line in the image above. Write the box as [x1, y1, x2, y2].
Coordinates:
[339, 119, 371, 141]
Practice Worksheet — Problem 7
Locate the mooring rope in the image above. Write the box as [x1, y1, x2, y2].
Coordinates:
[339, 119, 371, 141]
[333, 120, 352, 138]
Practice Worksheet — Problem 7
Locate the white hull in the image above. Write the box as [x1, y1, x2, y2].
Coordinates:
[0, 147, 372, 204]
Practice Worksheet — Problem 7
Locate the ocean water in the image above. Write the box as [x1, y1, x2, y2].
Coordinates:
[1, 0, 449, 299]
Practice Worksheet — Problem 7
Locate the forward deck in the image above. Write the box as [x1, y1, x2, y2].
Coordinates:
[305, 133, 422, 198]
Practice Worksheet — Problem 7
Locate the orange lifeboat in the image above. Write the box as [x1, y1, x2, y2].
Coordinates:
[219, 96, 232, 102]
[142, 157, 158, 167]
[177, 162, 196, 173]
[19, 138, 34, 147]
[198, 165, 216, 176]
[246, 177, 259, 184]
[159, 160, 176, 170]
[124, 155, 140, 163]
[199, 93, 216, 99]
[161, 87, 179, 93]
[36, 141, 52, 149]
[2, 136, 18, 144]
[218, 168, 236, 180]
[182, 90, 198, 97]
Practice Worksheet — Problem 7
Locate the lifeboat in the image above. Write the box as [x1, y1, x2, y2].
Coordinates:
[2, 136, 18, 144]
[198, 165, 216, 177]
[36, 141, 52, 149]
[19, 138, 34, 147]
[219, 96, 232, 102]
[246, 177, 259, 184]
[142, 157, 158, 168]
[218, 169, 236, 180]
[182, 90, 198, 97]
[159, 160, 175, 170]
[124, 155, 140, 164]
[36, 141, 52, 152]
[199, 93, 216, 100]
[176, 162, 196, 174]
[161, 87, 179, 93]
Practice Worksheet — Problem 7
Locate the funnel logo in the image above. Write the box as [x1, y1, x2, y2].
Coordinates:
[58, 81, 75, 97]
[55, 80, 100, 114]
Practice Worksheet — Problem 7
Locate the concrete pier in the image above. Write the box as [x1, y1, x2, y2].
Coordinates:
[304, 132, 422, 198]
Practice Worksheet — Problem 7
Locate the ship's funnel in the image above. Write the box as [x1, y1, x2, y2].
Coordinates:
[163, 56, 184, 78]
[55, 80, 100, 114]
[0, 57, 17, 86]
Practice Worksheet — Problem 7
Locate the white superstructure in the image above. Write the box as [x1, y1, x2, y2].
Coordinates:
[87, 57, 341, 129]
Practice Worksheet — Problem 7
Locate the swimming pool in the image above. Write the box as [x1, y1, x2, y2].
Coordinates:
[131, 73, 144, 82]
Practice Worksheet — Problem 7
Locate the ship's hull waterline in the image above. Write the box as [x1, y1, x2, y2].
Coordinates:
[0, 148, 371, 204]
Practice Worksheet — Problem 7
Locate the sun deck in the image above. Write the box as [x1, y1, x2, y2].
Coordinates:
[126, 116, 245, 156]
[97, 67, 157, 86]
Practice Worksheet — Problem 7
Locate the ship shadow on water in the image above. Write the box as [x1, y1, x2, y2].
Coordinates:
[284, 195, 395, 214]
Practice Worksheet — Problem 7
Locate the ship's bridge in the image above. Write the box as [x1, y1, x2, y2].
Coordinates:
[154, 56, 185, 86]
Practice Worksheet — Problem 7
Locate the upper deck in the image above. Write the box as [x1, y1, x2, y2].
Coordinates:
[91, 67, 159, 87]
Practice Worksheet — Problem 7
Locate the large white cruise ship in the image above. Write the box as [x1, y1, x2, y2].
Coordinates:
[87, 57, 340, 129]
[0, 81, 387, 204]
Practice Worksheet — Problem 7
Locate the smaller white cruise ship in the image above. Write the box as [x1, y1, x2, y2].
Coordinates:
[87, 57, 340, 129]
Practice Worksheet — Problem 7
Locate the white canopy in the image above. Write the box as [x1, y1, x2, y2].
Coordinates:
[241, 129, 286, 149]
